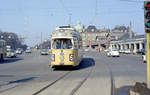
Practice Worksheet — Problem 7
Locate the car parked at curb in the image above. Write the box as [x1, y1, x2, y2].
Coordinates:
[136, 49, 145, 55]
[16, 48, 23, 54]
[107, 50, 120, 57]
[6, 49, 17, 58]
[40, 49, 49, 55]
[25, 49, 32, 53]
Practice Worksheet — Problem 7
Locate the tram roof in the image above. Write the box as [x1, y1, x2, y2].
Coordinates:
[55, 26, 74, 31]
[51, 26, 81, 38]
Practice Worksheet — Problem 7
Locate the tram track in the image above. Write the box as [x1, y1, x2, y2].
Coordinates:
[69, 65, 93, 95]
[32, 60, 94, 95]
[105, 55, 116, 95]
[0, 71, 72, 95]
[32, 71, 71, 95]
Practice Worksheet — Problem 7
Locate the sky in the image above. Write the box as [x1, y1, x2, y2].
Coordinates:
[0, 0, 144, 46]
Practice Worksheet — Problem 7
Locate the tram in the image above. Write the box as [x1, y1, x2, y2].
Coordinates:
[50, 26, 83, 68]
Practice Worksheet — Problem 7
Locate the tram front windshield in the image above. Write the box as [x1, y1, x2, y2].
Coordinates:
[52, 39, 73, 49]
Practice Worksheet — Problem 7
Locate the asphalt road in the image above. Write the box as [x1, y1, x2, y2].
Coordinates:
[0, 51, 146, 95]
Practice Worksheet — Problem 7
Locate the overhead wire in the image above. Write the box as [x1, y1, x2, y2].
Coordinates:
[58, 0, 72, 25]
[119, 0, 144, 3]
[89, 0, 99, 25]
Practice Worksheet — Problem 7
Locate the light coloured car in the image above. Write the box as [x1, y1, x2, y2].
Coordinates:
[119, 50, 125, 53]
[6, 49, 17, 58]
[104, 49, 109, 52]
[25, 49, 32, 53]
[16, 49, 22, 54]
[107, 50, 120, 57]
[40, 49, 49, 55]
[124, 49, 131, 54]
[84, 48, 89, 51]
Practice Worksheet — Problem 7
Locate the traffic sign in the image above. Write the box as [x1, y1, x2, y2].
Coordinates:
[88, 41, 92, 45]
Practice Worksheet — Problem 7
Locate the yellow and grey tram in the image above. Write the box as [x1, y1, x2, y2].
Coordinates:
[50, 26, 83, 68]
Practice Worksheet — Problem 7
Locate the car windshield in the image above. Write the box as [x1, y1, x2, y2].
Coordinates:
[52, 39, 72, 49]
[7, 50, 14, 52]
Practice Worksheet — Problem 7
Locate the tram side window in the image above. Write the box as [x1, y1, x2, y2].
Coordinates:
[52, 39, 72, 49]
[73, 37, 78, 49]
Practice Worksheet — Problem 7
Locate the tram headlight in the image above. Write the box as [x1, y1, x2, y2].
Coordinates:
[69, 54, 74, 61]
[51, 54, 55, 61]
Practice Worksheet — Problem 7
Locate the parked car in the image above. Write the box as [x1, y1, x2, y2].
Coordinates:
[124, 49, 131, 54]
[40, 49, 49, 55]
[16, 48, 23, 54]
[84, 48, 89, 51]
[104, 49, 109, 52]
[25, 49, 32, 53]
[119, 50, 125, 54]
[6, 49, 17, 58]
[107, 50, 120, 57]
[136, 49, 145, 55]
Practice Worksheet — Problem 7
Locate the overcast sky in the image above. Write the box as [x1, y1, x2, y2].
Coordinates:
[0, 0, 144, 46]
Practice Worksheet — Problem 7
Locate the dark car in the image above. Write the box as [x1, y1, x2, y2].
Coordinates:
[136, 49, 145, 55]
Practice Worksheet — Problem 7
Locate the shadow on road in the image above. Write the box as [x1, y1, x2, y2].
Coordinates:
[8, 77, 37, 84]
[76, 58, 95, 70]
[0, 57, 23, 64]
[0, 77, 38, 93]
[0, 75, 14, 77]
[54, 58, 95, 71]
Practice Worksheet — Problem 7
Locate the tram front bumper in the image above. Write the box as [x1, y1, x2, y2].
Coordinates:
[50, 61, 77, 67]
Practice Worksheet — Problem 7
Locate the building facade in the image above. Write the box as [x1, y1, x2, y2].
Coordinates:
[109, 35, 146, 53]
[80, 25, 133, 50]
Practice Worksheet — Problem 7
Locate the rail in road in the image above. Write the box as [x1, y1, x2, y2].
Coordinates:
[0, 66, 93, 95]
[32, 65, 94, 95]
[0, 52, 95, 95]
[32, 71, 71, 95]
